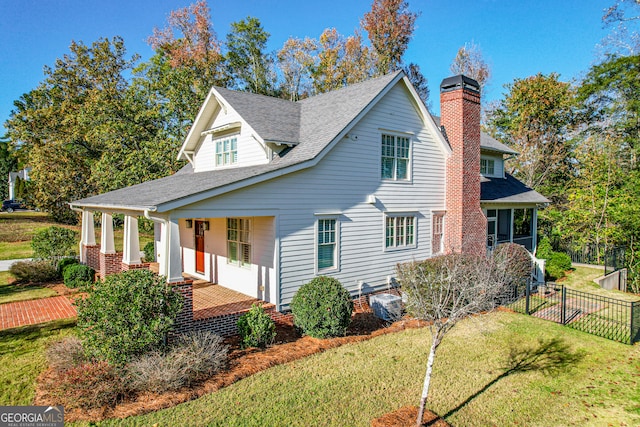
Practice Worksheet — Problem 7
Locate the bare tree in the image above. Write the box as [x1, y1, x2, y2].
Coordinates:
[397, 253, 517, 426]
[450, 41, 491, 92]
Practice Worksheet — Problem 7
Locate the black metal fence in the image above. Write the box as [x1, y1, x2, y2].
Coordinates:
[509, 282, 640, 345]
[552, 240, 627, 275]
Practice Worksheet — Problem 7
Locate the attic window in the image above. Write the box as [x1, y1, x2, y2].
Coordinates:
[215, 136, 238, 166]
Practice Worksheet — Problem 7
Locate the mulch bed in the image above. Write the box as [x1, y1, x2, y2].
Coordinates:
[371, 405, 450, 427]
[35, 313, 433, 423]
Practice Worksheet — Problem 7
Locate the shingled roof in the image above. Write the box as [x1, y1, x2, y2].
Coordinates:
[481, 174, 549, 204]
[72, 71, 408, 212]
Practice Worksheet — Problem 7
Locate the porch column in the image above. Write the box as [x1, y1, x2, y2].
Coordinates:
[122, 215, 141, 265]
[532, 208, 539, 254]
[159, 218, 183, 283]
[80, 210, 96, 263]
[100, 213, 116, 254]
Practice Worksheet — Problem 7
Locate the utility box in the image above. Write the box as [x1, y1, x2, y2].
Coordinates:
[370, 293, 402, 321]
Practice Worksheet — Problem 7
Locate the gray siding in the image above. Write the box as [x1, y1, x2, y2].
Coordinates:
[176, 82, 447, 309]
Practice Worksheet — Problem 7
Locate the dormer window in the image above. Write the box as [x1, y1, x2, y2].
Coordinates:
[480, 158, 495, 176]
[215, 136, 238, 167]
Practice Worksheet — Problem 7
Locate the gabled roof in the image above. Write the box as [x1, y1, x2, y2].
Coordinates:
[211, 88, 300, 145]
[481, 174, 550, 204]
[73, 71, 446, 212]
[430, 115, 517, 155]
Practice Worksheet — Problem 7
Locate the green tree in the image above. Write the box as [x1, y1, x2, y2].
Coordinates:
[5, 37, 137, 223]
[486, 73, 576, 200]
[226, 16, 276, 95]
[361, 0, 419, 74]
[0, 136, 17, 200]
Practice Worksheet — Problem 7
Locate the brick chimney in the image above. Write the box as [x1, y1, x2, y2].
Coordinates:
[440, 75, 487, 255]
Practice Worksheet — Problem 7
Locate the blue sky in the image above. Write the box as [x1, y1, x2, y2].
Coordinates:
[0, 0, 612, 130]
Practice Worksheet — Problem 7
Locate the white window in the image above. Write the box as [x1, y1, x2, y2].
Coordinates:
[480, 158, 495, 175]
[385, 215, 415, 249]
[381, 134, 410, 180]
[216, 136, 238, 166]
[227, 218, 251, 267]
[432, 213, 445, 254]
[317, 218, 338, 271]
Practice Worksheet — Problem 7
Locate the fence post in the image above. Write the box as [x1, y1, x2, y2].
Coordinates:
[561, 285, 567, 325]
[525, 278, 530, 315]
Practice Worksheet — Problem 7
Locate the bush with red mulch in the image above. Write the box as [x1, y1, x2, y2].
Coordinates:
[35, 312, 430, 423]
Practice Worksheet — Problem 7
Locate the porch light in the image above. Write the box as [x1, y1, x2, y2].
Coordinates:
[185, 219, 193, 228]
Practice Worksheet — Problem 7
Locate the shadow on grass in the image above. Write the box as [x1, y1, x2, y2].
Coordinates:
[425, 337, 585, 425]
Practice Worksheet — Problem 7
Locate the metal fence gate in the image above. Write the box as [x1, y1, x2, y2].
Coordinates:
[509, 282, 640, 345]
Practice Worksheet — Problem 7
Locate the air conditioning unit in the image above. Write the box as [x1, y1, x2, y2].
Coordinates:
[370, 293, 402, 321]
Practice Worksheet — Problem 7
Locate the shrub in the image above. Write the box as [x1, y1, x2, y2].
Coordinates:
[31, 226, 78, 260]
[536, 236, 572, 280]
[290, 276, 353, 338]
[237, 304, 276, 348]
[494, 243, 532, 286]
[536, 236, 554, 259]
[550, 252, 572, 271]
[9, 260, 58, 283]
[56, 257, 79, 277]
[143, 241, 156, 262]
[127, 331, 228, 393]
[46, 336, 87, 373]
[76, 269, 184, 365]
[63, 264, 95, 290]
[47, 361, 125, 409]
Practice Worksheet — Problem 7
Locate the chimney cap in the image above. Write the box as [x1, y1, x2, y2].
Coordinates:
[440, 75, 480, 94]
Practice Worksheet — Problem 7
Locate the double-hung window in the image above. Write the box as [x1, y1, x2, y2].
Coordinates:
[385, 215, 415, 249]
[381, 134, 410, 180]
[317, 218, 338, 271]
[432, 212, 445, 254]
[215, 136, 238, 167]
[480, 158, 495, 176]
[227, 218, 251, 267]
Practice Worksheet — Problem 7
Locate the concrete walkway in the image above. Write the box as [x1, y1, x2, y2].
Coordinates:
[0, 258, 31, 272]
[0, 296, 76, 330]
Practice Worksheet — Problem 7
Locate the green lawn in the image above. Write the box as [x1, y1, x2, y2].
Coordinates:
[0, 212, 154, 261]
[0, 271, 57, 304]
[0, 319, 76, 406]
[67, 312, 639, 427]
[562, 265, 639, 302]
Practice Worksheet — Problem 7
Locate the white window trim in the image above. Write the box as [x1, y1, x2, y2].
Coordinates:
[215, 134, 239, 168]
[226, 217, 252, 269]
[383, 213, 417, 252]
[431, 211, 445, 255]
[314, 214, 340, 274]
[381, 132, 413, 182]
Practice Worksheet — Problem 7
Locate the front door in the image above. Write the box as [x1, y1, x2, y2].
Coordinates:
[195, 220, 205, 274]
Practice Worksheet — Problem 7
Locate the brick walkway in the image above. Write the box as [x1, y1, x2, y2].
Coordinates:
[0, 296, 77, 330]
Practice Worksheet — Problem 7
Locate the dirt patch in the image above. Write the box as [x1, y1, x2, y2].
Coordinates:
[371, 405, 450, 427]
[36, 313, 428, 423]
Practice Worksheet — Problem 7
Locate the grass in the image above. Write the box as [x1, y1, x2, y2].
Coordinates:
[562, 265, 639, 302]
[0, 271, 57, 304]
[0, 319, 76, 406]
[0, 211, 154, 261]
[68, 312, 640, 427]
